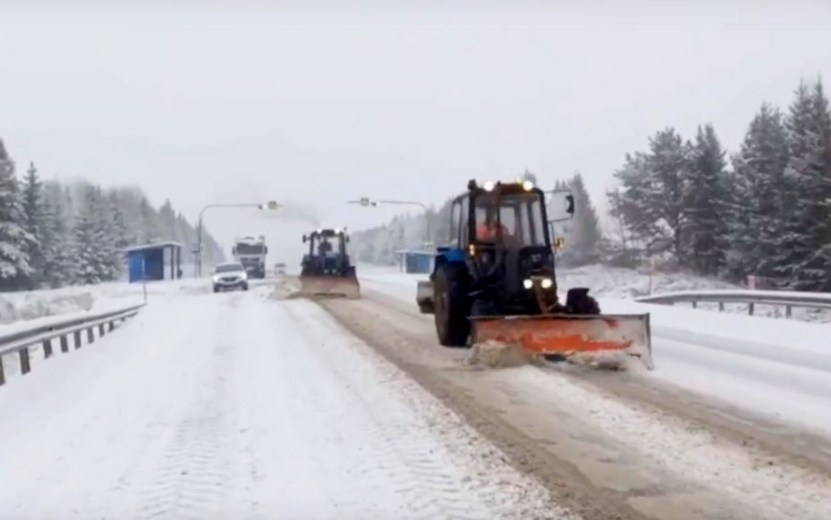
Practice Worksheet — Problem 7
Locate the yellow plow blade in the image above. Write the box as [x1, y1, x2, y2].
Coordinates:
[470, 314, 653, 370]
[298, 275, 361, 299]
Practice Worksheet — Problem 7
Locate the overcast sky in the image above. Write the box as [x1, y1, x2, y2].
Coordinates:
[2, 1, 831, 259]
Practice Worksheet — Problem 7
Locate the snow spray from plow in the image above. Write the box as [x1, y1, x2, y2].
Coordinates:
[469, 313, 654, 370]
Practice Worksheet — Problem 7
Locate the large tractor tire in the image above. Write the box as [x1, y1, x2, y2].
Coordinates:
[434, 263, 471, 347]
[565, 287, 601, 315]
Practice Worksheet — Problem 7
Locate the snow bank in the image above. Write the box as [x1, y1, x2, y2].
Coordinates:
[0, 278, 222, 329]
[358, 264, 831, 323]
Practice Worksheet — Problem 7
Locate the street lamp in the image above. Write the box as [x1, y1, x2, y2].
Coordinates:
[348, 198, 433, 249]
[195, 201, 279, 277]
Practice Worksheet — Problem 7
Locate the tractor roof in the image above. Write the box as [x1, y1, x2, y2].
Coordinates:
[308, 228, 346, 237]
[465, 179, 544, 197]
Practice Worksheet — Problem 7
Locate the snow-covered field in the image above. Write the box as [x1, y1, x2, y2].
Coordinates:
[0, 283, 566, 518]
[357, 265, 831, 438]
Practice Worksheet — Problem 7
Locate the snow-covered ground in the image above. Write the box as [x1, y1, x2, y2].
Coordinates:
[358, 265, 831, 437]
[0, 283, 566, 519]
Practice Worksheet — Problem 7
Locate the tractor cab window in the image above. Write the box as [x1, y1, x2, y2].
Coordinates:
[313, 235, 338, 255]
[473, 192, 547, 247]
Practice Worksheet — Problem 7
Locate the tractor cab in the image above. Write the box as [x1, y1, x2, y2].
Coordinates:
[438, 180, 571, 316]
[301, 228, 352, 276]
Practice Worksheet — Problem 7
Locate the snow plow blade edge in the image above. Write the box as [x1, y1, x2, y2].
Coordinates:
[469, 313, 653, 370]
[298, 276, 361, 299]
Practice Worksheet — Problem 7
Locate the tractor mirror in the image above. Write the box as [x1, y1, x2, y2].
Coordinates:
[345, 235, 350, 243]
[554, 236, 566, 250]
[302, 234, 307, 243]
[547, 189, 576, 222]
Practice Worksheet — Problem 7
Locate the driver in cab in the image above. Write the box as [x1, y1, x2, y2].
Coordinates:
[475, 219, 509, 242]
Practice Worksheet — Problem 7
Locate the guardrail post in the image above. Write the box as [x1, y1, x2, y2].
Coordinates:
[108, 321, 115, 332]
[0, 358, 5, 386]
[718, 301, 725, 312]
[74, 330, 82, 349]
[60, 335, 69, 353]
[19, 348, 31, 375]
[43, 339, 53, 358]
[692, 301, 697, 309]
[748, 302, 755, 315]
[786, 305, 792, 318]
[99, 323, 106, 337]
[87, 327, 94, 344]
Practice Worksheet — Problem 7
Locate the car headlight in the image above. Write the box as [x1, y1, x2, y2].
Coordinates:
[541, 278, 553, 289]
[523, 279, 533, 290]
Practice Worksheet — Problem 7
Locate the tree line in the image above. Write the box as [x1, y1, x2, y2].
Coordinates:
[610, 77, 831, 290]
[0, 139, 224, 291]
[352, 75, 831, 291]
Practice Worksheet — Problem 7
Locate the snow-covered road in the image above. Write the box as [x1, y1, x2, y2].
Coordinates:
[357, 268, 831, 438]
[0, 285, 565, 519]
[348, 269, 831, 519]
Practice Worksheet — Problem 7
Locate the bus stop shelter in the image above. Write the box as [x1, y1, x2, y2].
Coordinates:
[125, 242, 183, 283]
[395, 249, 434, 274]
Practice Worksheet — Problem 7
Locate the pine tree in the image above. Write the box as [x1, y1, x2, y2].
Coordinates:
[777, 79, 831, 289]
[728, 103, 790, 282]
[684, 124, 731, 275]
[71, 186, 108, 284]
[521, 169, 538, 185]
[138, 197, 161, 243]
[93, 187, 122, 280]
[20, 162, 46, 287]
[42, 183, 76, 287]
[0, 140, 34, 290]
[608, 129, 691, 264]
[562, 172, 602, 265]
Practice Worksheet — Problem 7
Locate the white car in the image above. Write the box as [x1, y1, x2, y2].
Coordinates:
[212, 263, 249, 292]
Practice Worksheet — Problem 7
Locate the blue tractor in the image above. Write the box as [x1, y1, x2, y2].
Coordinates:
[299, 228, 361, 299]
[416, 179, 653, 368]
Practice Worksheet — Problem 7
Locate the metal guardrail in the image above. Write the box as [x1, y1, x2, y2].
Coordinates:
[0, 303, 147, 386]
[636, 290, 831, 317]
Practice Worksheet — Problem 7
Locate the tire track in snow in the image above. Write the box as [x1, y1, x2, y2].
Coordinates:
[136, 295, 242, 520]
[278, 301, 488, 519]
[279, 299, 565, 519]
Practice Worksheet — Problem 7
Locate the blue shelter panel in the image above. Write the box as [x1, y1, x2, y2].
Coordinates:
[144, 248, 164, 281]
[128, 252, 144, 283]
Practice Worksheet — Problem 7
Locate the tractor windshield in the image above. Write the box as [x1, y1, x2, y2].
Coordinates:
[312, 235, 340, 255]
[474, 192, 547, 247]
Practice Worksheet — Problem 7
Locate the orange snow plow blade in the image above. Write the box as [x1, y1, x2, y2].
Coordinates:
[298, 276, 361, 299]
[470, 314, 653, 370]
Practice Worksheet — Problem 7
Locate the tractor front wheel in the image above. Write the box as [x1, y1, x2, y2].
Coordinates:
[565, 288, 601, 315]
[434, 264, 470, 347]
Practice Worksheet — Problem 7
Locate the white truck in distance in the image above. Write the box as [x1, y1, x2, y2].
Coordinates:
[232, 235, 267, 279]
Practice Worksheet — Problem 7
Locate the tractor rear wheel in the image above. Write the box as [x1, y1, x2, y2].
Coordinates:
[434, 264, 470, 347]
[565, 287, 601, 315]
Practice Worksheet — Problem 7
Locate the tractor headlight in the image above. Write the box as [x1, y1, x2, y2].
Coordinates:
[540, 278, 553, 289]
[483, 181, 496, 192]
[522, 180, 534, 191]
[523, 279, 534, 290]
